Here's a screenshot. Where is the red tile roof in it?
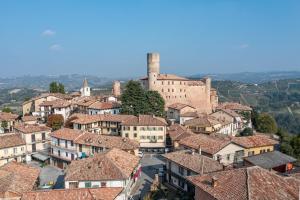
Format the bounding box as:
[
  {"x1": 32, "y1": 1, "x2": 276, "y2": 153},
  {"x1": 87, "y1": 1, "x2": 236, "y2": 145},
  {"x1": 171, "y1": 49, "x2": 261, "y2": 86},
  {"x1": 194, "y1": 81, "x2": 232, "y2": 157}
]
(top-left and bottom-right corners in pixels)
[
  {"x1": 21, "y1": 187, "x2": 123, "y2": 200},
  {"x1": 65, "y1": 148, "x2": 140, "y2": 181},
  {"x1": 231, "y1": 135, "x2": 278, "y2": 148},
  {"x1": 71, "y1": 114, "x2": 136, "y2": 124},
  {"x1": 50, "y1": 128, "x2": 84, "y2": 141},
  {"x1": 217, "y1": 102, "x2": 252, "y2": 112},
  {"x1": 184, "y1": 115, "x2": 221, "y2": 127},
  {"x1": 167, "y1": 124, "x2": 195, "y2": 141},
  {"x1": 14, "y1": 124, "x2": 51, "y2": 134},
  {"x1": 0, "y1": 112, "x2": 19, "y2": 121},
  {"x1": 122, "y1": 115, "x2": 167, "y2": 126},
  {"x1": 22, "y1": 115, "x2": 38, "y2": 122},
  {"x1": 0, "y1": 133, "x2": 25, "y2": 149},
  {"x1": 188, "y1": 166, "x2": 300, "y2": 200},
  {"x1": 88, "y1": 101, "x2": 120, "y2": 110},
  {"x1": 168, "y1": 103, "x2": 195, "y2": 110}
]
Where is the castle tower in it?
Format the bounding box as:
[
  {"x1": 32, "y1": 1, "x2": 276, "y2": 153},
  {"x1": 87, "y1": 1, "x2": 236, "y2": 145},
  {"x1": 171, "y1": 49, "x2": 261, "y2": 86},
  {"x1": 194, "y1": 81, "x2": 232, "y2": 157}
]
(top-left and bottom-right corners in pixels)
[
  {"x1": 80, "y1": 78, "x2": 91, "y2": 97},
  {"x1": 204, "y1": 77, "x2": 211, "y2": 112},
  {"x1": 112, "y1": 81, "x2": 121, "y2": 97},
  {"x1": 147, "y1": 53, "x2": 160, "y2": 90}
]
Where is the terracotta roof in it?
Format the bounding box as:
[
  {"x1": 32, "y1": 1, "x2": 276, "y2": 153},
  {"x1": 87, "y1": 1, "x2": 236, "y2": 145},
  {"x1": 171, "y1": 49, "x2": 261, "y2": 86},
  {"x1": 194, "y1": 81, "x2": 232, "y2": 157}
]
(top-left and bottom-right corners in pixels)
[
  {"x1": 244, "y1": 151, "x2": 297, "y2": 169},
  {"x1": 22, "y1": 115, "x2": 38, "y2": 122},
  {"x1": 217, "y1": 109, "x2": 241, "y2": 118},
  {"x1": 231, "y1": 135, "x2": 278, "y2": 149},
  {"x1": 180, "y1": 111, "x2": 199, "y2": 117},
  {"x1": 21, "y1": 187, "x2": 123, "y2": 200},
  {"x1": 188, "y1": 166, "x2": 300, "y2": 200},
  {"x1": 40, "y1": 99, "x2": 71, "y2": 108},
  {"x1": 122, "y1": 115, "x2": 167, "y2": 126},
  {"x1": 75, "y1": 132, "x2": 139, "y2": 150},
  {"x1": 163, "y1": 150, "x2": 223, "y2": 174},
  {"x1": 167, "y1": 124, "x2": 195, "y2": 141},
  {"x1": 178, "y1": 134, "x2": 232, "y2": 155},
  {"x1": 0, "y1": 133, "x2": 25, "y2": 149},
  {"x1": 50, "y1": 128, "x2": 84, "y2": 141},
  {"x1": 168, "y1": 103, "x2": 195, "y2": 110},
  {"x1": 71, "y1": 114, "x2": 136, "y2": 124},
  {"x1": 184, "y1": 115, "x2": 221, "y2": 127},
  {"x1": 0, "y1": 162, "x2": 40, "y2": 198},
  {"x1": 25, "y1": 93, "x2": 72, "y2": 103},
  {"x1": 15, "y1": 124, "x2": 51, "y2": 134},
  {"x1": 88, "y1": 101, "x2": 121, "y2": 110},
  {"x1": 73, "y1": 97, "x2": 98, "y2": 107},
  {"x1": 0, "y1": 112, "x2": 18, "y2": 121},
  {"x1": 217, "y1": 102, "x2": 252, "y2": 112},
  {"x1": 65, "y1": 148, "x2": 140, "y2": 181}
]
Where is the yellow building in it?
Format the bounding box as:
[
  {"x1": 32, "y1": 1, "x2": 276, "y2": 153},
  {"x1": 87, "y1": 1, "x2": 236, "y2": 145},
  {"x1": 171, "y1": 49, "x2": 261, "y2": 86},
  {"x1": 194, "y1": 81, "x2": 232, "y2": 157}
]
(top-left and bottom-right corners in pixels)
[
  {"x1": 183, "y1": 115, "x2": 222, "y2": 134},
  {"x1": 0, "y1": 133, "x2": 26, "y2": 166},
  {"x1": 232, "y1": 134, "x2": 278, "y2": 157}
]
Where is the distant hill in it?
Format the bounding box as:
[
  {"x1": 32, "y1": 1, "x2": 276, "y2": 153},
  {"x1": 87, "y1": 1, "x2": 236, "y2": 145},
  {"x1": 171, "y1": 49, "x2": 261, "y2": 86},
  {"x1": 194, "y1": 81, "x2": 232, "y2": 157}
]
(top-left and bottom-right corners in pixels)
[{"x1": 191, "y1": 71, "x2": 300, "y2": 83}]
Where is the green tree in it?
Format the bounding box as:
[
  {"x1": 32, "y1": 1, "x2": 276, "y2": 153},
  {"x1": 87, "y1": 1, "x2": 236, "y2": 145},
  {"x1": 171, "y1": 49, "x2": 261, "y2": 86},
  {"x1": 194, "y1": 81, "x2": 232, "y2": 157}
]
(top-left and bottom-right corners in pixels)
[
  {"x1": 239, "y1": 127, "x2": 253, "y2": 136},
  {"x1": 2, "y1": 107, "x2": 12, "y2": 113},
  {"x1": 145, "y1": 91, "x2": 165, "y2": 117},
  {"x1": 255, "y1": 113, "x2": 278, "y2": 133},
  {"x1": 58, "y1": 83, "x2": 65, "y2": 94},
  {"x1": 47, "y1": 114, "x2": 64, "y2": 130},
  {"x1": 49, "y1": 82, "x2": 65, "y2": 94},
  {"x1": 1, "y1": 121, "x2": 8, "y2": 129}
]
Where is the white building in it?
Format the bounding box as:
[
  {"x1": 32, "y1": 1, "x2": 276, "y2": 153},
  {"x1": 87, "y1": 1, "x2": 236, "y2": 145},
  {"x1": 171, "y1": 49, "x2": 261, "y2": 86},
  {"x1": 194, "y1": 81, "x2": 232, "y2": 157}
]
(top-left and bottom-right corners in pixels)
[
  {"x1": 88, "y1": 101, "x2": 121, "y2": 115},
  {"x1": 80, "y1": 78, "x2": 91, "y2": 97},
  {"x1": 39, "y1": 100, "x2": 72, "y2": 121}
]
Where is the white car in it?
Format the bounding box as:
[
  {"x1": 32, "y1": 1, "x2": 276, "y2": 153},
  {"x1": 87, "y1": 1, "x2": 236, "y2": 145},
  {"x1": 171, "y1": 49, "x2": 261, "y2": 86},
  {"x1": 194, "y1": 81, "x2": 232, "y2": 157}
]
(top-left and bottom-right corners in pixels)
[{"x1": 138, "y1": 151, "x2": 144, "y2": 158}]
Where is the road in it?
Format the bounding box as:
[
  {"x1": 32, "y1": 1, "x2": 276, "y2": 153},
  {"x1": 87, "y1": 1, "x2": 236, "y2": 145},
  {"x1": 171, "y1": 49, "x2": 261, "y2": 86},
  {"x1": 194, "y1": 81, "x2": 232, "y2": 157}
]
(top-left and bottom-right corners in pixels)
[{"x1": 130, "y1": 154, "x2": 165, "y2": 200}]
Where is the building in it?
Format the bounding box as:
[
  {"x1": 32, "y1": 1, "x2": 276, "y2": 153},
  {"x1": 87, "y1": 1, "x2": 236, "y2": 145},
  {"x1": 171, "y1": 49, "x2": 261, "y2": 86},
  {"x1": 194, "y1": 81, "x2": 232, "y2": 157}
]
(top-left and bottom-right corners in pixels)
[
  {"x1": 40, "y1": 100, "x2": 72, "y2": 121},
  {"x1": 166, "y1": 124, "x2": 195, "y2": 149},
  {"x1": 166, "y1": 103, "x2": 196, "y2": 124},
  {"x1": 178, "y1": 134, "x2": 245, "y2": 166},
  {"x1": 14, "y1": 124, "x2": 51, "y2": 162},
  {"x1": 112, "y1": 80, "x2": 121, "y2": 97},
  {"x1": 80, "y1": 78, "x2": 91, "y2": 97},
  {"x1": 22, "y1": 115, "x2": 39, "y2": 125},
  {"x1": 71, "y1": 114, "x2": 136, "y2": 135},
  {"x1": 0, "y1": 112, "x2": 19, "y2": 133},
  {"x1": 0, "y1": 133, "x2": 26, "y2": 166},
  {"x1": 21, "y1": 188, "x2": 123, "y2": 200},
  {"x1": 0, "y1": 162, "x2": 40, "y2": 199},
  {"x1": 88, "y1": 101, "x2": 121, "y2": 115},
  {"x1": 72, "y1": 97, "x2": 98, "y2": 114},
  {"x1": 163, "y1": 150, "x2": 223, "y2": 194},
  {"x1": 64, "y1": 148, "x2": 141, "y2": 200},
  {"x1": 184, "y1": 115, "x2": 222, "y2": 134},
  {"x1": 121, "y1": 115, "x2": 168, "y2": 152},
  {"x1": 140, "y1": 53, "x2": 218, "y2": 113},
  {"x1": 244, "y1": 151, "x2": 297, "y2": 173},
  {"x1": 188, "y1": 166, "x2": 300, "y2": 200},
  {"x1": 231, "y1": 134, "x2": 278, "y2": 157}
]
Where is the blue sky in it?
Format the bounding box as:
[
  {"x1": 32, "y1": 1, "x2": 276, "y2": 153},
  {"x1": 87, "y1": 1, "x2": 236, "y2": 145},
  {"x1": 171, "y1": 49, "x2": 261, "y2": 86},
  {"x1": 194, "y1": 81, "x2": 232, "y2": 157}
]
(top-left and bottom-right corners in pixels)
[{"x1": 0, "y1": 0, "x2": 299, "y2": 78}]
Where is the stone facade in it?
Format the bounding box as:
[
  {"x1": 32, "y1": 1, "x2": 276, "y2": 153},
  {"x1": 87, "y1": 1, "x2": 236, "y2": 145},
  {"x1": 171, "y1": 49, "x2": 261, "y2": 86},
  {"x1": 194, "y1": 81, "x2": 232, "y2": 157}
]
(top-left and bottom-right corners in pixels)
[
  {"x1": 140, "y1": 53, "x2": 218, "y2": 113},
  {"x1": 112, "y1": 81, "x2": 121, "y2": 97}
]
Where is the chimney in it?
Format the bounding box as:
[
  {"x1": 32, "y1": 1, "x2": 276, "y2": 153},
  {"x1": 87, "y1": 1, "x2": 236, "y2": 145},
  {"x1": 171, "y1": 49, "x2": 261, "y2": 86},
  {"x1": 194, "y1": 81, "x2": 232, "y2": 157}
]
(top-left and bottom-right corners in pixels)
[
  {"x1": 198, "y1": 145, "x2": 202, "y2": 155},
  {"x1": 212, "y1": 176, "x2": 218, "y2": 187}
]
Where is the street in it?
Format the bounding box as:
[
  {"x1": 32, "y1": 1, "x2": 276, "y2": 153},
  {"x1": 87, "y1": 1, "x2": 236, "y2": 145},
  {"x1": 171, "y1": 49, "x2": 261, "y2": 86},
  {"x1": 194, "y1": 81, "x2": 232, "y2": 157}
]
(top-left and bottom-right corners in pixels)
[{"x1": 130, "y1": 154, "x2": 165, "y2": 200}]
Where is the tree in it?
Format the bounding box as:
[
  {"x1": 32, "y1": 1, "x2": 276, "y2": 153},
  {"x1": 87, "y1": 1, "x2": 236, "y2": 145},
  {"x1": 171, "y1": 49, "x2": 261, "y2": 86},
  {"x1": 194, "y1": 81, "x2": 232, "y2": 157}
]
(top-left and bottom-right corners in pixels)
[
  {"x1": 47, "y1": 114, "x2": 64, "y2": 130},
  {"x1": 49, "y1": 82, "x2": 65, "y2": 94},
  {"x1": 120, "y1": 80, "x2": 165, "y2": 116},
  {"x1": 145, "y1": 91, "x2": 165, "y2": 117},
  {"x1": 239, "y1": 127, "x2": 253, "y2": 136},
  {"x1": 255, "y1": 113, "x2": 278, "y2": 133},
  {"x1": 64, "y1": 115, "x2": 78, "y2": 128},
  {"x1": 1, "y1": 121, "x2": 8, "y2": 129},
  {"x1": 2, "y1": 107, "x2": 12, "y2": 113}
]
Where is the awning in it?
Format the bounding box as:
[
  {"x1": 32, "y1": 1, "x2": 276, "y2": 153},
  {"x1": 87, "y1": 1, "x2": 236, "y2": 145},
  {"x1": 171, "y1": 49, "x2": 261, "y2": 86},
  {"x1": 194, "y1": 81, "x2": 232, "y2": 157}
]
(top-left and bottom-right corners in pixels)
[{"x1": 32, "y1": 153, "x2": 50, "y2": 162}]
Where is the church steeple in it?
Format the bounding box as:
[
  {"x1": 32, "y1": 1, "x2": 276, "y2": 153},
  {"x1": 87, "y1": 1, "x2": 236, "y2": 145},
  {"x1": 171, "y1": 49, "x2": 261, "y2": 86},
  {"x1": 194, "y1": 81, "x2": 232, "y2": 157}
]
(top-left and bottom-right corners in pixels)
[{"x1": 80, "y1": 78, "x2": 91, "y2": 97}]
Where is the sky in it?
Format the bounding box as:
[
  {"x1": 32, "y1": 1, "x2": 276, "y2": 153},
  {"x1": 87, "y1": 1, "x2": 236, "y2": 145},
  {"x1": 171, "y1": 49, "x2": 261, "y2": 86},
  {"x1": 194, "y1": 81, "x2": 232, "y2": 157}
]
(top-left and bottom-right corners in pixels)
[{"x1": 0, "y1": 0, "x2": 299, "y2": 78}]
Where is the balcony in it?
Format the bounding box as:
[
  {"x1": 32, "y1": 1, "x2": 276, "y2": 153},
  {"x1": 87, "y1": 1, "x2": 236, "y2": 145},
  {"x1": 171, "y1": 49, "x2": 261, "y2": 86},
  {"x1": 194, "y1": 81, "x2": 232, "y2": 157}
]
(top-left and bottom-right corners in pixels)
[
  {"x1": 51, "y1": 143, "x2": 77, "y2": 151},
  {"x1": 0, "y1": 153, "x2": 26, "y2": 160}
]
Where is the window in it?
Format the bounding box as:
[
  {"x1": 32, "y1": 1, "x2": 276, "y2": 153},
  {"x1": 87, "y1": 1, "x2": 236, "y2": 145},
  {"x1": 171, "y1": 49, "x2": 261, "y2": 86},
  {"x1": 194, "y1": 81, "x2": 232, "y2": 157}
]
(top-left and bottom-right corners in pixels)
[
  {"x1": 79, "y1": 144, "x2": 82, "y2": 152},
  {"x1": 13, "y1": 148, "x2": 17, "y2": 154},
  {"x1": 125, "y1": 133, "x2": 129, "y2": 138},
  {"x1": 65, "y1": 140, "x2": 68, "y2": 148},
  {"x1": 4, "y1": 149, "x2": 8, "y2": 154},
  {"x1": 134, "y1": 126, "x2": 137, "y2": 131},
  {"x1": 31, "y1": 134, "x2": 35, "y2": 142},
  {"x1": 85, "y1": 182, "x2": 92, "y2": 188},
  {"x1": 134, "y1": 133, "x2": 137, "y2": 138},
  {"x1": 21, "y1": 147, "x2": 24, "y2": 152},
  {"x1": 71, "y1": 141, "x2": 74, "y2": 146},
  {"x1": 57, "y1": 139, "x2": 60, "y2": 146},
  {"x1": 71, "y1": 153, "x2": 74, "y2": 160},
  {"x1": 101, "y1": 182, "x2": 107, "y2": 187},
  {"x1": 178, "y1": 166, "x2": 184, "y2": 175},
  {"x1": 267, "y1": 149, "x2": 270, "y2": 152},
  {"x1": 32, "y1": 144, "x2": 36, "y2": 152},
  {"x1": 158, "y1": 136, "x2": 163, "y2": 140},
  {"x1": 226, "y1": 154, "x2": 230, "y2": 160},
  {"x1": 42, "y1": 132, "x2": 46, "y2": 140},
  {"x1": 140, "y1": 136, "x2": 145, "y2": 139},
  {"x1": 58, "y1": 150, "x2": 61, "y2": 156}
]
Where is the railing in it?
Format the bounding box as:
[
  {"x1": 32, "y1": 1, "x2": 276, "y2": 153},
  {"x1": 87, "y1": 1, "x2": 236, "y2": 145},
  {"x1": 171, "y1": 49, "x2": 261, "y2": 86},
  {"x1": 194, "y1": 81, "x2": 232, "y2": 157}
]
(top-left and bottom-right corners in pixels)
[{"x1": 51, "y1": 143, "x2": 77, "y2": 151}]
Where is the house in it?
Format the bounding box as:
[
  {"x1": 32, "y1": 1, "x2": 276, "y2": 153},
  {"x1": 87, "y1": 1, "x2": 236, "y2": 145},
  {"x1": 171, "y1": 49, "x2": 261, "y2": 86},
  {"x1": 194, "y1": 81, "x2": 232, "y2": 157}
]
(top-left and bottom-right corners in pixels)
[
  {"x1": 88, "y1": 101, "x2": 121, "y2": 115},
  {"x1": 39, "y1": 99, "x2": 72, "y2": 121},
  {"x1": 184, "y1": 115, "x2": 222, "y2": 135},
  {"x1": 50, "y1": 128, "x2": 83, "y2": 169},
  {"x1": 14, "y1": 124, "x2": 51, "y2": 162},
  {"x1": 22, "y1": 115, "x2": 39, "y2": 125},
  {"x1": 64, "y1": 148, "x2": 141, "y2": 200},
  {"x1": 178, "y1": 134, "x2": 245, "y2": 166},
  {"x1": 210, "y1": 109, "x2": 243, "y2": 136},
  {"x1": 166, "y1": 103, "x2": 196, "y2": 123},
  {"x1": 244, "y1": 151, "x2": 297, "y2": 173},
  {"x1": 0, "y1": 112, "x2": 19, "y2": 133},
  {"x1": 0, "y1": 162, "x2": 40, "y2": 199},
  {"x1": 74, "y1": 131, "x2": 139, "y2": 156},
  {"x1": 21, "y1": 188, "x2": 123, "y2": 200},
  {"x1": 0, "y1": 133, "x2": 26, "y2": 166},
  {"x1": 179, "y1": 111, "x2": 199, "y2": 125},
  {"x1": 163, "y1": 150, "x2": 223, "y2": 194},
  {"x1": 72, "y1": 97, "x2": 98, "y2": 114},
  {"x1": 166, "y1": 124, "x2": 195, "y2": 149},
  {"x1": 71, "y1": 114, "x2": 136, "y2": 135},
  {"x1": 187, "y1": 166, "x2": 300, "y2": 200},
  {"x1": 121, "y1": 115, "x2": 168, "y2": 152},
  {"x1": 231, "y1": 134, "x2": 278, "y2": 157}
]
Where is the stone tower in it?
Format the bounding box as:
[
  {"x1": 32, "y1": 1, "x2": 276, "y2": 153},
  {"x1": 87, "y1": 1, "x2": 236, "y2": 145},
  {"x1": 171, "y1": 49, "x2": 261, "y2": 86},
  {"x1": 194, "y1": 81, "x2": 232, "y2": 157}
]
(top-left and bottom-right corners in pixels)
[
  {"x1": 80, "y1": 78, "x2": 91, "y2": 97},
  {"x1": 204, "y1": 77, "x2": 211, "y2": 109},
  {"x1": 147, "y1": 53, "x2": 160, "y2": 91},
  {"x1": 112, "y1": 81, "x2": 121, "y2": 97}
]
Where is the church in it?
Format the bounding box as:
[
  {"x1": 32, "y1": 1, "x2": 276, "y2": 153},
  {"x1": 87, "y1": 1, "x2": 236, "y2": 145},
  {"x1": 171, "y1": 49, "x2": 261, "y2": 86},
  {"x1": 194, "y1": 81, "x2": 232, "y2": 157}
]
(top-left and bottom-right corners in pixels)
[{"x1": 140, "y1": 53, "x2": 218, "y2": 113}]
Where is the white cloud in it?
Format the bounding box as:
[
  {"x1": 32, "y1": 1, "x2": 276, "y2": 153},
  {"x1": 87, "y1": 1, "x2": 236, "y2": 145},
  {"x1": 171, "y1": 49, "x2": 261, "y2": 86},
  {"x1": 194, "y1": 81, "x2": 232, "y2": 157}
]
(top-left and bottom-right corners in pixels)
[
  {"x1": 49, "y1": 44, "x2": 62, "y2": 51},
  {"x1": 240, "y1": 44, "x2": 249, "y2": 49},
  {"x1": 42, "y1": 29, "x2": 56, "y2": 36}
]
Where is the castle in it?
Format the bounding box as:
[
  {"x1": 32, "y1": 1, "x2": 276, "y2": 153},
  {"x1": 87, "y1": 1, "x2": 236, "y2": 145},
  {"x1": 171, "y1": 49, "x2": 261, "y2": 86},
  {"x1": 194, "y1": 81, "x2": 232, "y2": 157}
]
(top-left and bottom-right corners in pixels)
[{"x1": 140, "y1": 53, "x2": 218, "y2": 113}]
